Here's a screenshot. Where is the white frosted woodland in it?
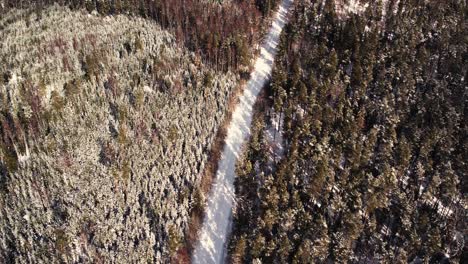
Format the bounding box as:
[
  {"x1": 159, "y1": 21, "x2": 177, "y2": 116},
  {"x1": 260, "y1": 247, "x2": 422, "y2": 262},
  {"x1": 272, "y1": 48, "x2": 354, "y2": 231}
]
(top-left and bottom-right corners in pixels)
[{"x1": 0, "y1": 5, "x2": 237, "y2": 263}]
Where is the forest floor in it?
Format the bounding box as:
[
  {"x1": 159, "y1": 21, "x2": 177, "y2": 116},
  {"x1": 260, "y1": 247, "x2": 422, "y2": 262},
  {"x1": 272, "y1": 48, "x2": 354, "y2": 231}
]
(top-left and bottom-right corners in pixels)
[
  {"x1": 265, "y1": 112, "x2": 285, "y2": 170},
  {"x1": 191, "y1": 0, "x2": 293, "y2": 263}
]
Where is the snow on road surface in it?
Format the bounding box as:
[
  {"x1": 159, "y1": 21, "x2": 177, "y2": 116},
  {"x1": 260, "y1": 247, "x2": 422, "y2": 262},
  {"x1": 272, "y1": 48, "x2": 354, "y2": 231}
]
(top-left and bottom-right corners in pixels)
[{"x1": 191, "y1": 0, "x2": 293, "y2": 263}]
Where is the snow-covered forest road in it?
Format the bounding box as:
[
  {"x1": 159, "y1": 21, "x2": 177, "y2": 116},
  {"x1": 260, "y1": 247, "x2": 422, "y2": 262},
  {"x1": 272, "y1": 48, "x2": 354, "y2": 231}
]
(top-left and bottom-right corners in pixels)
[{"x1": 191, "y1": 0, "x2": 293, "y2": 263}]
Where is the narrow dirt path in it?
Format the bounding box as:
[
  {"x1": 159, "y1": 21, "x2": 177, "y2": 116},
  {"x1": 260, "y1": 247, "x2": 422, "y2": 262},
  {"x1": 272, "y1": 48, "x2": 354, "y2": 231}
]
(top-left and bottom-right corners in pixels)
[{"x1": 191, "y1": 0, "x2": 293, "y2": 263}]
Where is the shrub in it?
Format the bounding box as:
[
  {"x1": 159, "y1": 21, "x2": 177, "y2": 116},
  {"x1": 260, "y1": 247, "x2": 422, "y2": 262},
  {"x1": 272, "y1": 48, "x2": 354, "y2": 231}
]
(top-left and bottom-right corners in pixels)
[
  {"x1": 50, "y1": 91, "x2": 65, "y2": 112},
  {"x1": 83, "y1": 53, "x2": 100, "y2": 81},
  {"x1": 2, "y1": 71, "x2": 11, "y2": 84},
  {"x1": 121, "y1": 161, "x2": 130, "y2": 181},
  {"x1": 118, "y1": 123, "x2": 127, "y2": 145},
  {"x1": 64, "y1": 79, "x2": 80, "y2": 97},
  {"x1": 1, "y1": 145, "x2": 18, "y2": 172},
  {"x1": 167, "y1": 125, "x2": 178, "y2": 144},
  {"x1": 135, "y1": 36, "x2": 143, "y2": 52},
  {"x1": 168, "y1": 226, "x2": 182, "y2": 255},
  {"x1": 54, "y1": 229, "x2": 69, "y2": 255}
]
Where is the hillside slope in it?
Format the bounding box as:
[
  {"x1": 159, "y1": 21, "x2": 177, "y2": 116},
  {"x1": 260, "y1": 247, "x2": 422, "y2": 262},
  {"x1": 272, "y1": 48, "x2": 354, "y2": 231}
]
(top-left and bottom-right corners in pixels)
[{"x1": 0, "y1": 6, "x2": 237, "y2": 262}]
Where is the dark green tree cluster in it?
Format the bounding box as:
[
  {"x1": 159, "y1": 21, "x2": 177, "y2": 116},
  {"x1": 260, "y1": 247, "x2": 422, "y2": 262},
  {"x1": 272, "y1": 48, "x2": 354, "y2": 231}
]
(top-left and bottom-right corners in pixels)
[{"x1": 229, "y1": 0, "x2": 466, "y2": 262}]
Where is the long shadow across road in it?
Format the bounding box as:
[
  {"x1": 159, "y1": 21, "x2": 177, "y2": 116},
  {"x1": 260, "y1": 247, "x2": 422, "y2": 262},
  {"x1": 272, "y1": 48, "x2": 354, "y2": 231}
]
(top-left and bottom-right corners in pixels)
[{"x1": 191, "y1": 0, "x2": 294, "y2": 263}]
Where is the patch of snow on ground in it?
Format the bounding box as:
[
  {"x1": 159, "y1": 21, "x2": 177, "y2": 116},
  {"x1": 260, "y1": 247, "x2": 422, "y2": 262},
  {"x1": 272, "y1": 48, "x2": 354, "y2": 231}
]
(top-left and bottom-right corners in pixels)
[
  {"x1": 265, "y1": 112, "x2": 285, "y2": 167},
  {"x1": 191, "y1": 0, "x2": 294, "y2": 263},
  {"x1": 424, "y1": 196, "x2": 454, "y2": 217},
  {"x1": 335, "y1": 0, "x2": 369, "y2": 18},
  {"x1": 143, "y1": 85, "x2": 154, "y2": 93},
  {"x1": 9, "y1": 72, "x2": 21, "y2": 86}
]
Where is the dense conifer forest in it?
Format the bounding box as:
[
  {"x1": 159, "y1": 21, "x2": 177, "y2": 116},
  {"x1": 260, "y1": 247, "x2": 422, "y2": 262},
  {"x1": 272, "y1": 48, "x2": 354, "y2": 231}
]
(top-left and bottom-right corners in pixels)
[
  {"x1": 0, "y1": 0, "x2": 279, "y2": 72},
  {"x1": 0, "y1": 0, "x2": 282, "y2": 261},
  {"x1": 0, "y1": 0, "x2": 466, "y2": 263},
  {"x1": 229, "y1": 0, "x2": 466, "y2": 263}
]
